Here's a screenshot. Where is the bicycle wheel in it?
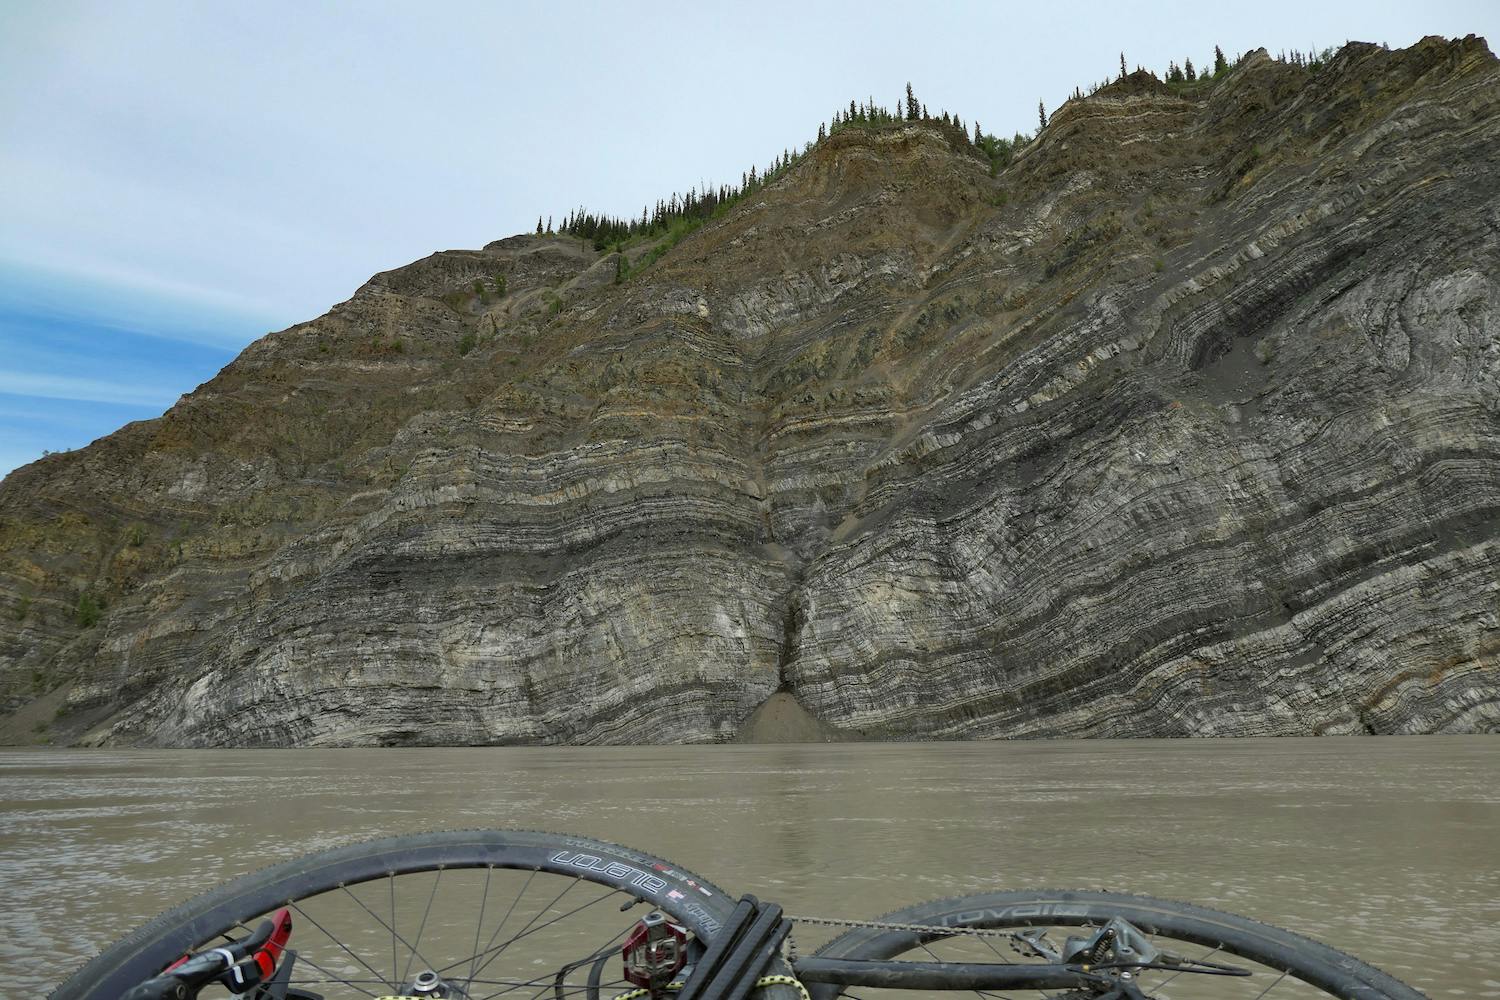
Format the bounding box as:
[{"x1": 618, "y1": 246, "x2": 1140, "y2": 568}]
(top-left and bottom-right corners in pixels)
[
  {"x1": 52, "y1": 829, "x2": 752, "y2": 1000},
  {"x1": 804, "y1": 890, "x2": 1425, "y2": 1000}
]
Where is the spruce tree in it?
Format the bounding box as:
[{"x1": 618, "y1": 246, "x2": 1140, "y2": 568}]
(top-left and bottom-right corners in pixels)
[
  {"x1": 1120, "y1": 51, "x2": 1128, "y2": 80},
  {"x1": 536, "y1": 216, "x2": 543, "y2": 235},
  {"x1": 1185, "y1": 57, "x2": 1196, "y2": 81},
  {"x1": 1213, "y1": 45, "x2": 1228, "y2": 76},
  {"x1": 905, "y1": 82, "x2": 919, "y2": 121},
  {"x1": 1038, "y1": 100, "x2": 1046, "y2": 130},
  {"x1": 974, "y1": 120, "x2": 982, "y2": 144},
  {"x1": 817, "y1": 121, "x2": 826, "y2": 142}
]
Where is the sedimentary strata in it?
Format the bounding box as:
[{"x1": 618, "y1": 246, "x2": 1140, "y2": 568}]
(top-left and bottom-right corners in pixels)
[{"x1": 2, "y1": 37, "x2": 1497, "y2": 745}]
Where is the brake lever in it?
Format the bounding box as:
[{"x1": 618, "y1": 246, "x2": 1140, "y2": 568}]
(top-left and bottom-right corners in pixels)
[{"x1": 121, "y1": 910, "x2": 293, "y2": 1000}]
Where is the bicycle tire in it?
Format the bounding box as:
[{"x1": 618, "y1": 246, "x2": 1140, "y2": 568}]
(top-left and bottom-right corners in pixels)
[
  {"x1": 51, "y1": 829, "x2": 748, "y2": 1000},
  {"x1": 806, "y1": 890, "x2": 1425, "y2": 1000}
]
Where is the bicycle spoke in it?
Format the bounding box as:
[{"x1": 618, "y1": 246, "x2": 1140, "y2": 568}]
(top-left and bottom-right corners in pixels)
[
  {"x1": 444, "y1": 960, "x2": 626, "y2": 1000},
  {"x1": 1251, "y1": 969, "x2": 1291, "y2": 1000},
  {"x1": 495, "y1": 971, "x2": 630, "y2": 1000},
  {"x1": 514, "y1": 970, "x2": 632, "y2": 1000},
  {"x1": 459, "y1": 874, "x2": 583, "y2": 982},
  {"x1": 390, "y1": 872, "x2": 399, "y2": 988},
  {"x1": 229, "y1": 918, "x2": 385, "y2": 999},
  {"x1": 472, "y1": 976, "x2": 630, "y2": 1000},
  {"x1": 288, "y1": 899, "x2": 393, "y2": 990},
  {"x1": 472, "y1": 863, "x2": 494, "y2": 989},
  {"x1": 975, "y1": 932, "x2": 1015, "y2": 965},
  {"x1": 460, "y1": 867, "x2": 542, "y2": 987},
  {"x1": 917, "y1": 940, "x2": 1017, "y2": 1000},
  {"x1": 458, "y1": 881, "x2": 627, "y2": 983},
  {"x1": 338, "y1": 882, "x2": 442, "y2": 981},
  {"x1": 400, "y1": 866, "x2": 444, "y2": 986},
  {"x1": 466, "y1": 914, "x2": 637, "y2": 1000},
  {"x1": 456, "y1": 869, "x2": 573, "y2": 983}
]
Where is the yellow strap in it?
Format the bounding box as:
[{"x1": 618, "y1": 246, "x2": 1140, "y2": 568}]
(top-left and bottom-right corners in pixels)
[{"x1": 753, "y1": 973, "x2": 813, "y2": 1000}]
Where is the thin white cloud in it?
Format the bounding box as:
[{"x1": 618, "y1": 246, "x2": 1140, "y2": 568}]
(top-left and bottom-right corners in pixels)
[
  {"x1": 0, "y1": 256, "x2": 271, "y2": 351},
  {"x1": 0, "y1": 148, "x2": 303, "y2": 328},
  {"x1": 0, "y1": 371, "x2": 182, "y2": 408},
  {"x1": 4, "y1": 249, "x2": 282, "y2": 331}
]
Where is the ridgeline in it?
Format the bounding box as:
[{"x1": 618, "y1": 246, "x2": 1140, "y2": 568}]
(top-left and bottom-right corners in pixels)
[{"x1": 3, "y1": 36, "x2": 1497, "y2": 746}]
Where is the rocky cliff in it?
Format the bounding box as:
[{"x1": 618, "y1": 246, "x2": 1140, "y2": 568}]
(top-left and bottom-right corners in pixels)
[{"x1": 3, "y1": 37, "x2": 1498, "y2": 746}]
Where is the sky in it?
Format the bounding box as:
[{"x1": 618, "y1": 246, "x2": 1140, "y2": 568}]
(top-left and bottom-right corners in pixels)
[{"x1": 1, "y1": 1, "x2": 1496, "y2": 479}]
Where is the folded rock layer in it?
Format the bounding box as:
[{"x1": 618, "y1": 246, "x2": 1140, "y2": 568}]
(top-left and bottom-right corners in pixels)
[{"x1": 2, "y1": 38, "x2": 1498, "y2": 745}]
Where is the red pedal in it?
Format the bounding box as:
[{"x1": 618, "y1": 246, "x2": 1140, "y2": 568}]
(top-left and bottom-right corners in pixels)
[{"x1": 623, "y1": 911, "x2": 688, "y2": 995}]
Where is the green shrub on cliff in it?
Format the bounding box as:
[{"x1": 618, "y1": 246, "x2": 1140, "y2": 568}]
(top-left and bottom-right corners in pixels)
[
  {"x1": 975, "y1": 132, "x2": 1024, "y2": 175},
  {"x1": 75, "y1": 592, "x2": 101, "y2": 628}
]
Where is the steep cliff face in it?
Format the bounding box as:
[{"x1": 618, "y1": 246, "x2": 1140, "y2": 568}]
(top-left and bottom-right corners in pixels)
[{"x1": 3, "y1": 37, "x2": 1498, "y2": 746}]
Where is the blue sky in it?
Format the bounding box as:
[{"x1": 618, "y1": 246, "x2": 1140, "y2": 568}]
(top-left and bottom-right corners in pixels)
[{"x1": 2, "y1": 0, "x2": 1496, "y2": 479}]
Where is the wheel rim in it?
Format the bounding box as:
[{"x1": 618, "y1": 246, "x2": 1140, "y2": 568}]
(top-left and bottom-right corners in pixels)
[
  {"x1": 806, "y1": 892, "x2": 1423, "y2": 1000},
  {"x1": 57, "y1": 831, "x2": 739, "y2": 1000}
]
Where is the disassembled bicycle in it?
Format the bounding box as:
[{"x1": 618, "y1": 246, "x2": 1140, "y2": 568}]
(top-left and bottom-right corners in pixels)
[{"x1": 50, "y1": 829, "x2": 1426, "y2": 1000}]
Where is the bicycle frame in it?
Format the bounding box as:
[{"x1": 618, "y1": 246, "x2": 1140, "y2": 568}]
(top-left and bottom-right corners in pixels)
[{"x1": 793, "y1": 955, "x2": 1112, "y2": 990}]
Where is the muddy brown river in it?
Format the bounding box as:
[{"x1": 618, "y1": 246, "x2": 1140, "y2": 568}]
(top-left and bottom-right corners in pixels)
[{"x1": 2, "y1": 737, "x2": 1497, "y2": 997}]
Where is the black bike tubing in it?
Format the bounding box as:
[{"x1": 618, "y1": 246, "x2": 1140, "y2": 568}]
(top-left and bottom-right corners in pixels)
[
  {"x1": 676, "y1": 895, "x2": 760, "y2": 1000},
  {"x1": 710, "y1": 901, "x2": 786, "y2": 1000},
  {"x1": 794, "y1": 957, "x2": 1105, "y2": 990},
  {"x1": 723, "y1": 914, "x2": 791, "y2": 1000}
]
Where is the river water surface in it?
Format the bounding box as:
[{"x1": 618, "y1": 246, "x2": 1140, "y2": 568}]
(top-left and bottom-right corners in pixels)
[{"x1": 2, "y1": 737, "x2": 1497, "y2": 996}]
